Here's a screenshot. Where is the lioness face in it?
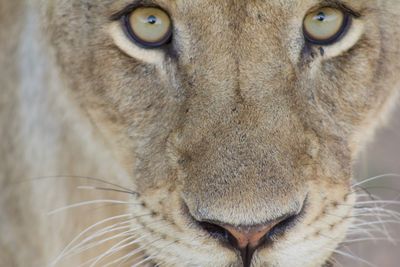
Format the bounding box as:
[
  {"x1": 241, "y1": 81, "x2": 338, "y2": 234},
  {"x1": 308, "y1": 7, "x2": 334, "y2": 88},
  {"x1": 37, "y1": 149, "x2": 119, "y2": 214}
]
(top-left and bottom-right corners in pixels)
[{"x1": 45, "y1": 0, "x2": 400, "y2": 266}]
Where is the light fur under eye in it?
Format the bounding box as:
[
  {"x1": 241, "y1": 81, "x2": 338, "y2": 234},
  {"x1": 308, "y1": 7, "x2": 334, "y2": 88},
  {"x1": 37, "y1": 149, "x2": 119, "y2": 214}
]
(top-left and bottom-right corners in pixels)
[{"x1": 109, "y1": 22, "x2": 166, "y2": 65}]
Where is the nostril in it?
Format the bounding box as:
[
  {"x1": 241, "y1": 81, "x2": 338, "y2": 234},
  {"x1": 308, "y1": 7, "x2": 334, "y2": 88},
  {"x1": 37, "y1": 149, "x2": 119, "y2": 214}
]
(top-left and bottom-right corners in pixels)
[
  {"x1": 199, "y1": 221, "x2": 233, "y2": 243},
  {"x1": 266, "y1": 213, "x2": 302, "y2": 240}
]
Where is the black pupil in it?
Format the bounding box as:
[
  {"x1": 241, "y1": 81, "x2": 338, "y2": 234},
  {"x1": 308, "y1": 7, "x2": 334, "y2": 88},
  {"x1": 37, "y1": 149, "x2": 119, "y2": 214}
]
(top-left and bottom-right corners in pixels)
[
  {"x1": 147, "y1": 15, "x2": 157, "y2": 24},
  {"x1": 316, "y1": 12, "x2": 326, "y2": 22}
]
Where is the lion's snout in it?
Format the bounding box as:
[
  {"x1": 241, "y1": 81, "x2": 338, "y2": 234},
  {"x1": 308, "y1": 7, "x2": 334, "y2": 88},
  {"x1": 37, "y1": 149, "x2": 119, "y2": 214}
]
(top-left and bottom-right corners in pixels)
[{"x1": 186, "y1": 205, "x2": 304, "y2": 267}]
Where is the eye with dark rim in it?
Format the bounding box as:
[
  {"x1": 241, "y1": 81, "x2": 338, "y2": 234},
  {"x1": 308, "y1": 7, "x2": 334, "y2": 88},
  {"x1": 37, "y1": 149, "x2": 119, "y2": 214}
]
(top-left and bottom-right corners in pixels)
[
  {"x1": 121, "y1": 7, "x2": 172, "y2": 48},
  {"x1": 303, "y1": 7, "x2": 352, "y2": 46}
]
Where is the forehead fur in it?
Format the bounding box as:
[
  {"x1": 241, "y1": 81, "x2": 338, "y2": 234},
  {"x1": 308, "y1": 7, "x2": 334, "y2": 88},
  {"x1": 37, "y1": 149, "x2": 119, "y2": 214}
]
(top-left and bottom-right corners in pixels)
[{"x1": 45, "y1": 0, "x2": 375, "y2": 17}]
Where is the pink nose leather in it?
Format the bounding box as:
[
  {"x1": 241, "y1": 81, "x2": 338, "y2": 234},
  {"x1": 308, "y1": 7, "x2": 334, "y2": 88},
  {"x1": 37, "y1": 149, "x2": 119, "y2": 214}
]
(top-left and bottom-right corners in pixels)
[{"x1": 222, "y1": 223, "x2": 278, "y2": 248}]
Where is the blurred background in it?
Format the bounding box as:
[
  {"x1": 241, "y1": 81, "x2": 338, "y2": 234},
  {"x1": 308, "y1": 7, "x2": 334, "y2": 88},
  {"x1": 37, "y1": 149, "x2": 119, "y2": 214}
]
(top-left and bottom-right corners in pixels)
[{"x1": 337, "y1": 106, "x2": 400, "y2": 266}]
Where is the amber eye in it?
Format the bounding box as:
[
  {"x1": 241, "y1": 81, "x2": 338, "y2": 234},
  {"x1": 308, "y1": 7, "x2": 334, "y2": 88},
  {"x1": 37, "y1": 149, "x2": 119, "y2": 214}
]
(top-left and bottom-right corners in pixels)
[
  {"x1": 123, "y1": 7, "x2": 172, "y2": 48},
  {"x1": 303, "y1": 7, "x2": 351, "y2": 45}
]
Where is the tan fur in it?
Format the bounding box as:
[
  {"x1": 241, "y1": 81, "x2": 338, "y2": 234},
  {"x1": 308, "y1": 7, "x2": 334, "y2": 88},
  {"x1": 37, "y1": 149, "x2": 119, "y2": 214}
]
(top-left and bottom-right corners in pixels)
[{"x1": 1, "y1": 0, "x2": 400, "y2": 266}]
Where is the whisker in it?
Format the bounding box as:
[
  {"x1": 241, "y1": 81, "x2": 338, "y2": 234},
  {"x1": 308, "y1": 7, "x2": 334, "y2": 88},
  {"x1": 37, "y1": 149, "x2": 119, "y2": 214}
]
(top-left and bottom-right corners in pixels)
[
  {"x1": 77, "y1": 186, "x2": 137, "y2": 195},
  {"x1": 24, "y1": 175, "x2": 138, "y2": 195},
  {"x1": 346, "y1": 228, "x2": 383, "y2": 240},
  {"x1": 355, "y1": 200, "x2": 400, "y2": 205},
  {"x1": 82, "y1": 235, "x2": 139, "y2": 267},
  {"x1": 103, "y1": 238, "x2": 163, "y2": 267},
  {"x1": 86, "y1": 222, "x2": 172, "y2": 267},
  {"x1": 352, "y1": 173, "x2": 400, "y2": 188},
  {"x1": 328, "y1": 248, "x2": 377, "y2": 267},
  {"x1": 351, "y1": 220, "x2": 400, "y2": 227},
  {"x1": 64, "y1": 225, "x2": 133, "y2": 259},
  {"x1": 342, "y1": 237, "x2": 400, "y2": 244},
  {"x1": 48, "y1": 199, "x2": 140, "y2": 215},
  {"x1": 353, "y1": 206, "x2": 400, "y2": 214},
  {"x1": 50, "y1": 214, "x2": 132, "y2": 266},
  {"x1": 68, "y1": 217, "x2": 163, "y2": 259},
  {"x1": 130, "y1": 240, "x2": 179, "y2": 267},
  {"x1": 353, "y1": 185, "x2": 400, "y2": 196}
]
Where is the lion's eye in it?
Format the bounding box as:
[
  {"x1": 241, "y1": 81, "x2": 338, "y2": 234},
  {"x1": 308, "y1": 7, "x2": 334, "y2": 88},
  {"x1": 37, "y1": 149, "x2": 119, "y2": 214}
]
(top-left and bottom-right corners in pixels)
[
  {"x1": 122, "y1": 7, "x2": 172, "y2": 48},
  {"x1": 303, "y1": 7, "x2": 351, "y2": 45}
]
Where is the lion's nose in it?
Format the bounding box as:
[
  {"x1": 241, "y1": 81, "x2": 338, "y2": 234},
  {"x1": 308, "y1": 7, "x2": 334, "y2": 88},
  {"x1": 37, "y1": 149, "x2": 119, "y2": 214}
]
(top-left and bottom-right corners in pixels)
[{"x1": 198, "y1": 215, "x2": 298, "y2": 267}]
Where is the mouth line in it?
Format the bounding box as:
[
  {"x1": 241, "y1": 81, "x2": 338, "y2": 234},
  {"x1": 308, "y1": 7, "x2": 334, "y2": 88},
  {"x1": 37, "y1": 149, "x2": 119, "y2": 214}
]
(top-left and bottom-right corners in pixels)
[{"x1": 241, "y1": 245, "x2": 256, "y2": 267}]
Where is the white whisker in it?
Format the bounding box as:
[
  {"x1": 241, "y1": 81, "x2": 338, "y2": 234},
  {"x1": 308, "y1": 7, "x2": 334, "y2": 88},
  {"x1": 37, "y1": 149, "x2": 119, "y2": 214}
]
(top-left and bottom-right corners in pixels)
[
  {"x1": 329, "y1": 248, "x2": 377, "y2": 267},
  {"x1": 342, "y1": 237, "x2": 399, "y2": 244},
  {"x1": 352, "y1": 174, "x2": 400, "y2": 188},
  {"x1": 50, "y1": 214, "x2": 132, "y2": 266},
  {"x1": 81, "y1": 235, "x2": 139, "y2": 267},
  {"x1": 48, "y1": 200, "x2": 139, "y2": 215},
  {"x1": 86, "y1": 221, "x2": 172, "y2": 267},
  {"x1": 355, "y1": 200, "x2": 400, "y2": 206},
  {"x1": 64, "y1": 225, "x2": 133, "y2": 259},
  {"x1": 68, "y1": 218, "x2": 165, "y2": 259},
  {"x1": 130, "y1": 240, "x2": 178, "y2": 267},
  {"x1": 103, "y1": 238, "x2": 162, "y2": 267}
]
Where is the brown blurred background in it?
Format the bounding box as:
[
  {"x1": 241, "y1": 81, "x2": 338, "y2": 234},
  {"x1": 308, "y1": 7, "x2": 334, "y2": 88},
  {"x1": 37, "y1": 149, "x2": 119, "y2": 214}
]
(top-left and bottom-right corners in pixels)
[{"x1": 337, "y1": 106, "x2": 400, "y2": 266}]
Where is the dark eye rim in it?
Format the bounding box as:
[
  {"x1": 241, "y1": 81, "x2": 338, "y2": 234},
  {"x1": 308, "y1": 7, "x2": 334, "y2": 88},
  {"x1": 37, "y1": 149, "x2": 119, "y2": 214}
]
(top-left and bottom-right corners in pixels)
[
  {"x1": 121, "y1": 9, "x2": 173, "y2": 49},
  {"x1": 303, "y1": 8, "x2": 352, "y2": 46}
]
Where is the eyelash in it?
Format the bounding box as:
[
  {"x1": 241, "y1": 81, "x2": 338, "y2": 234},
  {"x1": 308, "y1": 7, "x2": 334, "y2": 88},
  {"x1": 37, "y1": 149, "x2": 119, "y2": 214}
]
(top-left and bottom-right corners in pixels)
[
  {"x1": 318, "y1": 3, "x2": 362, "y2": 18},
  {"x1": 110, "y1": 2, "x2": 164, "y2": 21}
]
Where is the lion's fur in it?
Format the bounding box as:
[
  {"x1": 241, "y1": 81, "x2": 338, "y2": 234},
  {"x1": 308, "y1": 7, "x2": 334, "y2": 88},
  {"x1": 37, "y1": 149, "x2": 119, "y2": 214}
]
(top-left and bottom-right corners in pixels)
[{"x1": 1, "y1": 0, "x2": 400, "y2": 266}]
